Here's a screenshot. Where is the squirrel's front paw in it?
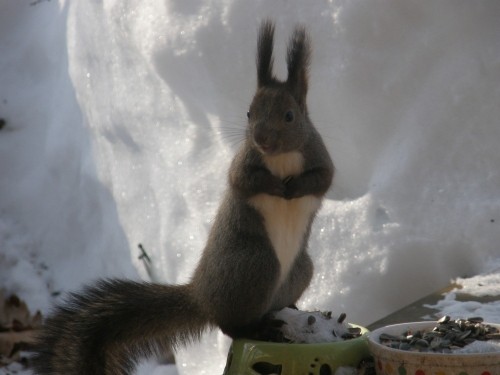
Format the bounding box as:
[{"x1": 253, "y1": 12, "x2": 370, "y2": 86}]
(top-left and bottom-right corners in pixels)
[
  {"x1": 265, "y1": 177, "x2": 286, "y2": 197},
  {"x1": 283, "y1": 176, "x2": 302, "y2": 200}
]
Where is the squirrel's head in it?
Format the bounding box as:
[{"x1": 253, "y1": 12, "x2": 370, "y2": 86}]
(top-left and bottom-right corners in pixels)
[{"x1": 247, "y1": 21, "x2": 312, "y2": 156}]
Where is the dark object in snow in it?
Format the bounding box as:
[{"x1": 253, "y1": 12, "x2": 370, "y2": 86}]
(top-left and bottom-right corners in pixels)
[
  {"x1": 338, "y1": 312, "x2": 347, "y2": 324},
  {"x1": 137, "y1": 243, "x2": 156, "y2": 281},
  {"x1": 31, "y1": 20, "x2": 334, "y2": 375},
  {"x1": 0, "y1": 119, "x2": 5, "y2": 131},
  {"x1": 308, "y1": 315, "x2": 316, "y2": 325}
]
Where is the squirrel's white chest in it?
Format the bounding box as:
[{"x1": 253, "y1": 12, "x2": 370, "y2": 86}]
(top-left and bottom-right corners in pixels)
[{"x1": 249, "y1": 152, "x2": 321, "y2": 284}]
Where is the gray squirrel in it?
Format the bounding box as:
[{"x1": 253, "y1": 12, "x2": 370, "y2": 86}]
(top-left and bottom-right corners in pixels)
[{"x1": 32, "y1": 20, "x2": 334, "y2": 375}]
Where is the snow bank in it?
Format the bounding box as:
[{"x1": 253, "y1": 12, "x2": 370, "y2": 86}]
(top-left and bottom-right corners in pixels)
[
  {"x1": 1, "y1": 0, "x2": 500, "y2": 374},
  {"x1": 453, "y1": 258, "x2": 500, "y2": 297},
  {"x1": 0, "y1": 1, "x2": 137, "y2": 314}
]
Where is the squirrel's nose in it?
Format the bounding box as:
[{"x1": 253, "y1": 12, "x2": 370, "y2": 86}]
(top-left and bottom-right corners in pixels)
[
  {"x1": 253, "y1": 123, "x2": 279, "y2": 153},
  {"x1": 254, "y1": 132, "x2": 268, "y2": 147},
  {"x1": 253, "y1": 132, "x2": 277, "y2": 154}
]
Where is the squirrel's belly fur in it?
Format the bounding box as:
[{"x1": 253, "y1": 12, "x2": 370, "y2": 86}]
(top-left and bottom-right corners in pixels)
[
  {"x1": 249, "y1": 194, "x2": 320, "y2": 283},
  {"x1": 250, "y1": 151, "x2": 321, "y2": 283}
]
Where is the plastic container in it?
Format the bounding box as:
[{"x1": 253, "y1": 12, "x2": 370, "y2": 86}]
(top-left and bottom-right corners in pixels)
[
  {"x1": 223, "y1": 324, "x2": 370, "y2": 375},
  {"x1": 368, "y1": 321, "x2": 500, "y2": 375}
]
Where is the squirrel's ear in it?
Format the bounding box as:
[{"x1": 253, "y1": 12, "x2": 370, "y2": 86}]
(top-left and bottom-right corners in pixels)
[
  {"x1": 286, "y1": 26, "x2": 311, "y2": 109},
  {"x1": 257, "y1": 20, "x2": 276, "y2": 87}
]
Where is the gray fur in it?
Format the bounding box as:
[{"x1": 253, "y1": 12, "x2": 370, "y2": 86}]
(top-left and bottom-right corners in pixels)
[{"x1": 31, "y1": 20, "x2": 333, "y2": 374}]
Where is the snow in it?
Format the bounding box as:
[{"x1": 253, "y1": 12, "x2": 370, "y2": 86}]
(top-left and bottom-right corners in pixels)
[
  {"x1": 453, "y1": 258, "x2": 500, "y2": 297},
  {"x1": 453, "y1": 340, "x2": 500, "y2": 355},
  {"x1": 272, "y1": 308, "x2": 350, "y2": 344},
  {"x1": 426, "y1": 263, "x2": 500, "y2": 324},
  {"x1": 428, "y1": 293, "x2": 500, "y2": 325},
  {"x1": 1, "y1": 0, "x2": 500, "y2": 374}
]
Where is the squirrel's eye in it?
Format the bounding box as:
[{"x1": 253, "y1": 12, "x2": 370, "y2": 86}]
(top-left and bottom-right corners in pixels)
[
  {"x1": 246, "y1": 111, "x2": 251, "y2": 119},
  {"x1": 285, "y1": 110, "x2": 294, "y2": 123}
]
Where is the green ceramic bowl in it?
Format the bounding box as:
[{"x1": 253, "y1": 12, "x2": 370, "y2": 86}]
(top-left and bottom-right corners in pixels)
[{"x1": 223, "y1": 324, "x2": 370, "y2": 375}]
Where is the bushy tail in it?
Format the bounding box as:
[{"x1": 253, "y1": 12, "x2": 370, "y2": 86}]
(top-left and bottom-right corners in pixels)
[{"x1": 31, "y1": 279, "x2": 208, "y2": 375}]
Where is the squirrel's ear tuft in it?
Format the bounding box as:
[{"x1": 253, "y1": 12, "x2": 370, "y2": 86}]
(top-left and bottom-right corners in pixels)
[
  {"x1": 286, "y1": 26, "x2": 311, "y2": 109},
  {"x1": 257, "y1": 20, "x2": 276, "y2": 87}
]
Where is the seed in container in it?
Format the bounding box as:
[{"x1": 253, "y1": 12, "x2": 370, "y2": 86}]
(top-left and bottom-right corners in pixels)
[{"x1": 378, "y1": 316, "x2": 500, "y2": 353}]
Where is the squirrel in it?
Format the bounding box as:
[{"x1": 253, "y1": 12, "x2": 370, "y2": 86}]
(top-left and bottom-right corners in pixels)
[{"x1": 31, "y1": 20, "x2": 334, "y2": 375}]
